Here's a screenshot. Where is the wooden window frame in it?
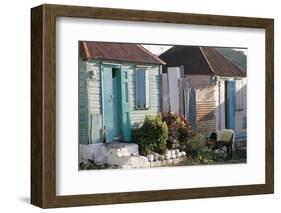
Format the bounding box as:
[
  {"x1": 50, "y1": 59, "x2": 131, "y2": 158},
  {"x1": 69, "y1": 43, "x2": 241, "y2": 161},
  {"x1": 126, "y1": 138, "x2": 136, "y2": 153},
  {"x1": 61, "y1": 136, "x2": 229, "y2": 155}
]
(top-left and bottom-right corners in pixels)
[{"x1": 135, "y1": 67, "x2": 150, "y2": 110}]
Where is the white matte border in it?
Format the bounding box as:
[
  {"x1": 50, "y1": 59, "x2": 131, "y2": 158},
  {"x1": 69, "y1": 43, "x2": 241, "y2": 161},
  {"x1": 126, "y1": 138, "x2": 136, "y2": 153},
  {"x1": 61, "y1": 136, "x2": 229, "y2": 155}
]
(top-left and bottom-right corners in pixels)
[{"x1": 56, "y1": 17, "x2": 265, "y2": 196}]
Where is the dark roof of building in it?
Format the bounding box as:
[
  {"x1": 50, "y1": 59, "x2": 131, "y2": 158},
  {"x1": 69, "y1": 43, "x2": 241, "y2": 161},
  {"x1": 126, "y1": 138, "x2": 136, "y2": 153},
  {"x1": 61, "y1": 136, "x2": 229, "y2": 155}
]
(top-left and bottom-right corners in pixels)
[
  {"x1": 159, "y1": 46, "x2": 246, "y2": 77},
  {"x1": 79, "y1": 41, "x2": 166, "y2": 65}
]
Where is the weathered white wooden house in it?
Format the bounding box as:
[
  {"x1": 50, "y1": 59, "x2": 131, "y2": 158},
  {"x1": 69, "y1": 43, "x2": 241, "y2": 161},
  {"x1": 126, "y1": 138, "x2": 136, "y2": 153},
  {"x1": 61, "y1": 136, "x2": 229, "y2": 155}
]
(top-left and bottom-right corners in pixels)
[
  {"x1": 159, "y1": 46, "x2": 247, "y2": 139},
  {"x1": 79, "y1": 42, "x2": 165, "y2": 161}
]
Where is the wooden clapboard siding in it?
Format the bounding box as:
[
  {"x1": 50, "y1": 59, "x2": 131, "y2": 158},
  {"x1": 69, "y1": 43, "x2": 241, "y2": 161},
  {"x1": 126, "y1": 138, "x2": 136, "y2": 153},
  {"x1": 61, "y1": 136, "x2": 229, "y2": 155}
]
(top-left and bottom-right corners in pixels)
[
  {"x1": 186, "y1": 74, "x2": 212, "y2": 88},
  {"x1": 79, "y1": 59, "x2": 89, "y2": 144},
  {"x1": 161, "y1": 73, "x2": 170, "y2": 113},
  {"x1": 196, "y1": 101, "x2": 216, "y2": 120},
  {"x1": 185, "y1": 74, "x2": 216, "y2": 134},
  {"x1": 85, "y1": 62, "x2": 102, "y2": 143},
  {"x1": 195, "y1": 86, "x2": 216, "y2": 135},
  {"x1": 167, "y1": 67, "x2": 181, "y2": 114},
  {"x1": 129, "y1": 65, "x2": 162, "y2": 125},
  {"x1": 178, "y1": 78, "x2": 189, "y2": 118},
  {"x1": 216, "y1": 80, "x2": 226, "y2": 130},
  {"x1": 215, "y1": 78, "x2": 247, "y2": 137},
  {"x1": 234, "y1": 78, "x2": 247, "y2": 136},
  {"x1": 82, "y1": 60, "x2": 162, "y2": 143}
]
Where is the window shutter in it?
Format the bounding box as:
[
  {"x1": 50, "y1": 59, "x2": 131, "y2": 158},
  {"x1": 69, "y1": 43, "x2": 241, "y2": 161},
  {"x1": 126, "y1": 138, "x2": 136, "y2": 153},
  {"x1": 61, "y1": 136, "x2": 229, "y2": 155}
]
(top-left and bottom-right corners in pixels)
[{"x1": 136, "y1": 68, "x2": 149, "y2": 109}]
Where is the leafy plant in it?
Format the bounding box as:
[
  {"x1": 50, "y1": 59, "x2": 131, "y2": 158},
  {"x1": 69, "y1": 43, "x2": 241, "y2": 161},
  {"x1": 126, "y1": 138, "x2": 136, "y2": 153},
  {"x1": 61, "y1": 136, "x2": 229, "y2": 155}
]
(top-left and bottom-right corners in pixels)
[
  {"x1": 162, "y1": 112, "x2": 193, "y2": 149},
  {"x1": 185, "y1": 133, "x2": 213, "y2": 162},
  {"x1": 132, "y1": 114, "x2": 168, "y2": 155}
]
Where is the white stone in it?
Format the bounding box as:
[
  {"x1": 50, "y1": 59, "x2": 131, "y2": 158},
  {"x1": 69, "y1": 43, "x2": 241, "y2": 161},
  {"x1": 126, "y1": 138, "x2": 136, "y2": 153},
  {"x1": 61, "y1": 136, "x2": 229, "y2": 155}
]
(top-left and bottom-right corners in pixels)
[
  {"x1": 173, "y1": 157, "x2": 184, "y2": 164},
  {"x1": 167, "y1": 159, "x2": 173, "y2": 164},
  {"x1": 153, "y1": 153, "x2": 160, "y2": 161},
  {"x1": 150, "y1": 160, "x2": 162, "y2": 167},
  {"x1": 176, "y1": 152, "x2": 182, "y2": 158},
  {"x1": 165, "y1": 153, "x2": 171, "y2": 160},
  {"x1": 159, "y1": 155, "x2": 165, "y2": 161},
  {"x1": 165, "y1": 150, "x2": 171, "y2": 155},
  {"x1": 147, "y1": 155, "x2": 154, "y2": 162},
  {"x1": 103, "y1": 142, "x2": 139, "y2": 157},
  {"x1": 181, "y1": 151, "x2": 186, "y2": 157},
  {"x1": 79, "y1": 143, "x2": 105, "y2": 163},
  {"x1": 119, "y1": 156, "x2": 150, "y2": 169}
]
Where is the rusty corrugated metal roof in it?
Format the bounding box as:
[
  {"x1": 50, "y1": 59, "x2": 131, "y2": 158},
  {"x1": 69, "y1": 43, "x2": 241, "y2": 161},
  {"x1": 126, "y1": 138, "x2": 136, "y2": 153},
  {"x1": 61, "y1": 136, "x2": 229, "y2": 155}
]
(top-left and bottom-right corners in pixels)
[
  {"x1": 79, "y1": 41, "x2": 166, "y2": 65},
  {"x1": 159, "y1": 46, "x2": 246, "y2": 77}
]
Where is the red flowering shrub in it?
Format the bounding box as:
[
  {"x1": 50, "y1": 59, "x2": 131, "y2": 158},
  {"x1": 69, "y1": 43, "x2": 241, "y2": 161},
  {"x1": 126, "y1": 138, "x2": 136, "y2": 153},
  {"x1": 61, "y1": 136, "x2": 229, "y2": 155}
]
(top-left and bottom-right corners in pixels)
[{"x1": 162, "y1": 112, "x2": 193, "y2": 149}]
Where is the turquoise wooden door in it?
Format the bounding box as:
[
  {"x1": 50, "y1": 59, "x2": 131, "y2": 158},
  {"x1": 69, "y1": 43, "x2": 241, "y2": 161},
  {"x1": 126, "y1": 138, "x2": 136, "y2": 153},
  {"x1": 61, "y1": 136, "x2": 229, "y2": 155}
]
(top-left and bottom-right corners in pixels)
[
  {"x1": 225, "y1": 80, "x2": 236, "y2": 130},
  {"x1": 102, "y1": 66, "x2": 115, "y2": 143},
  {"x1": 117, "y1": 69, "x2": 131, "y2": 142},
  {"x1": 102, "y1": 66, "x2": 131, "y2": 143}
]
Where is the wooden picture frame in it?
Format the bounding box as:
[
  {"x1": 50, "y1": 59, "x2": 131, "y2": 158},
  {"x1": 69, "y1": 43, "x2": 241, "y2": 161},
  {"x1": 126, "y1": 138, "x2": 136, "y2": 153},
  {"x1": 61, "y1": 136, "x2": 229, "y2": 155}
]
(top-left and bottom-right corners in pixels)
[{"x1": 31, "y1": 4, "x2": 274, "y2": 208}]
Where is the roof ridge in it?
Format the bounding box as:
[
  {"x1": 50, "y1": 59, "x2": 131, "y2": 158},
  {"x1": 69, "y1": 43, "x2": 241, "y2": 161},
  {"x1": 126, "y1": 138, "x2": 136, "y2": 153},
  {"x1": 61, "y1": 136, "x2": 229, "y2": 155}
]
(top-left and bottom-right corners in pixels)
[
  {"x1": 199, "y1": 47, "x2": 215, "y2": 75},
  {"x1": 137, "y1": 45, "x2": 166, "y2": 65}
]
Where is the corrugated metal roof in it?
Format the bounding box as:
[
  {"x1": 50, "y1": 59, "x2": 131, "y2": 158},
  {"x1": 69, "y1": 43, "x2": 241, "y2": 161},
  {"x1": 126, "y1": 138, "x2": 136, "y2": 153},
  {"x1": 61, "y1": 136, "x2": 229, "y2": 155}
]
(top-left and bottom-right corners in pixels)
[
  {"x1": 79, "y1": 41, "x2": 166, "y2": 65},
  {"x1": 159, "y1": 46, "x2": 246, "y2": 77},
  {"x1": 201, "y1": 47, "x2": 246, "y2": 77}
]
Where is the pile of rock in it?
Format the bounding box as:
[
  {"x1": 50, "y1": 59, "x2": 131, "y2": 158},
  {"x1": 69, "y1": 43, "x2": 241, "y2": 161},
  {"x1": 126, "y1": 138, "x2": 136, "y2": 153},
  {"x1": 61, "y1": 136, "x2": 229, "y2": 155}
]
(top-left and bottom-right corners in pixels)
[
  {"x1": 99, "y1": 143, "x2": 150, "y2": 169},
  {"x1": 146, "y1": 149, "x2": 187, "y2": 167},
  {"x1": 88, "y1": 143, "x2": 187, "y2": 169},
  {"x1": 146, "y1": 149, "x2": 186, "y2": 162}
]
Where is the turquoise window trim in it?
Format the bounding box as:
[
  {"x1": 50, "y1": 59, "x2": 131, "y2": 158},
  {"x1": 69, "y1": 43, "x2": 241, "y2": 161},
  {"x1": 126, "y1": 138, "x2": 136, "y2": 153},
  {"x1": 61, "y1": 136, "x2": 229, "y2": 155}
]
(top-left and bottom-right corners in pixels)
[{"x1": 135, "y1": 67, "x2": 150, "y2": 110}]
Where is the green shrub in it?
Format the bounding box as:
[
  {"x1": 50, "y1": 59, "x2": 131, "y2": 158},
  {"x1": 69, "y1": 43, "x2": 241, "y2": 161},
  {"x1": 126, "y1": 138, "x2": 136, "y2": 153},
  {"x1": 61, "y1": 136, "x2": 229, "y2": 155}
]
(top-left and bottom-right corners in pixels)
[
  {"x1": 131, "y1": 114, "x2": 168, "y2": 155},
  {"x1": 162, "y1": 112, "x2": 193, "y2": 149},
  {"x1": 185, "y1": 133, "x2": 213, "y2": 162}
]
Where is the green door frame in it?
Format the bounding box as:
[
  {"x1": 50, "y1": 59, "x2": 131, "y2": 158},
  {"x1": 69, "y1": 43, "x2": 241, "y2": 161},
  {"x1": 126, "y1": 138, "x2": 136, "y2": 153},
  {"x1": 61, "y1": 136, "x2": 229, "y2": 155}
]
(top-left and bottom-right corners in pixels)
[{"x1": 101, "y1": 63, "x2": 132, "y2": 143}]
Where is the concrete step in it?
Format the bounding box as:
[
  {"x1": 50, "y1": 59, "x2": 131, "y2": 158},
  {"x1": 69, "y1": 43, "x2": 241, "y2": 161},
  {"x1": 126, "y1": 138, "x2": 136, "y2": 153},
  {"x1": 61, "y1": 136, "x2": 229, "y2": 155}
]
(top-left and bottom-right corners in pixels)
[{"x1": 102, "y1": 142, "x2": 139, "y2": 157}]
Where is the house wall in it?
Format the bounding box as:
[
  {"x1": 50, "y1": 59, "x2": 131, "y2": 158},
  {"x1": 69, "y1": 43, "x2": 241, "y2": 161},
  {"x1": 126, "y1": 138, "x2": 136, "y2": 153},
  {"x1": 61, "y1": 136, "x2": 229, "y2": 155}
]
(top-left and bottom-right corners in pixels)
[
  {"x1": 185, "y1": 74, "x2": 212, "y2": 88},
  {"x1": 86, "y1": 61, "x2": 102, "y2": 144},
  {"x1": 128, "y1": 65, "x2": 162, "y2": 124},
  {"x1": 216, "y1": 80, "x2": 225, "y2": 130},
  {"x1": 234, "y1": 78, "x2": 247, "y2": 137},
  {"x1": 185, "y1": 74, "x2": 216, "y2": 136},
  {"x1": 79, "y1": 59, "x2": 89, "y2": 144},
  {"x1": 79, "y1": 59, "x2": 162, "y2": 144},
  {"x1": 216, "y1": 78, "x2": 247, "y2": 138},
  {"x1": 185, "y1": 74, "x2": 247, "y2": 138},
  {"x1": 195, "y1": 86, "x2": 217, "y2": 136}
]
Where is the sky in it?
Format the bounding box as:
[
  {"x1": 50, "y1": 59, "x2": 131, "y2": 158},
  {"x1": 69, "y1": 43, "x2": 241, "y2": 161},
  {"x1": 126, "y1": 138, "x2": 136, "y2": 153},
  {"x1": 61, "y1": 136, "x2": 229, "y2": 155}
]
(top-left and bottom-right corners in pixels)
[
  {"x1": 141, "y1": 45, "x2": 173, "y2": 56},
  {"x1": 141, "y1": 44, "x2": 247, "y2": 56}
]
